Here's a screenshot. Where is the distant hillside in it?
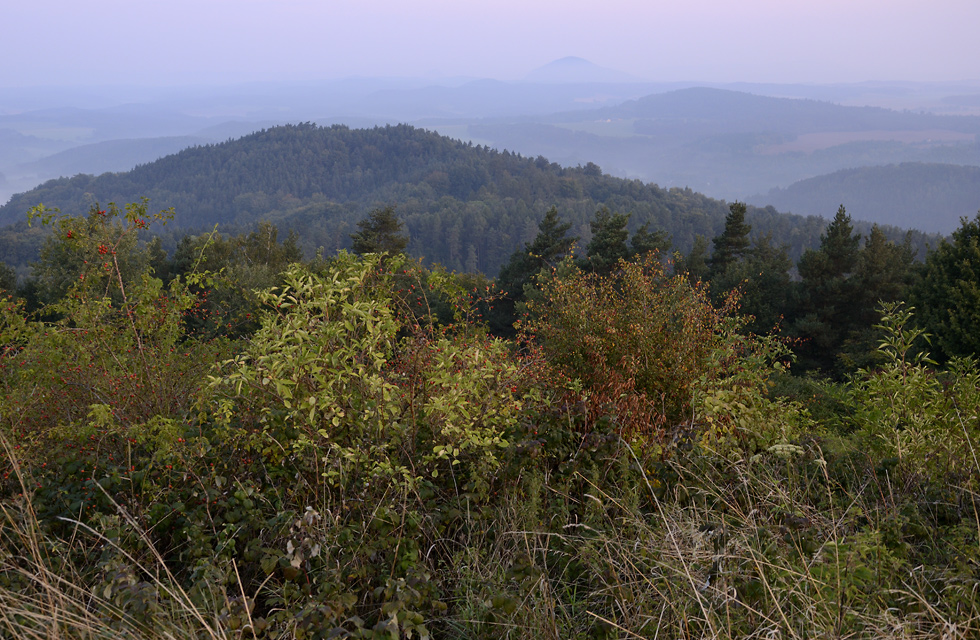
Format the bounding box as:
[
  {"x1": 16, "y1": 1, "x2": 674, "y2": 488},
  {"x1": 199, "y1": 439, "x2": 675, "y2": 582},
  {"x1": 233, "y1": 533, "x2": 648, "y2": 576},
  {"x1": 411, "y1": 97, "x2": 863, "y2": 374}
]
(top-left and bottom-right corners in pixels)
[
  {"x1": 0, "y1": 136, "x2": 211, "y2": 205},
  {"x1": 17, "y1": 136, "x2": 209, "y2": 177},
  {"x1": 0, "y1": 124, "x2": 934, "y2": 275},
  {"x1": 751, "y1": 163, "x2": 980, "y2": 233},
  {"x1": 467, "y1": 87, "x2": 980, "y2": 204},
  {"x1": 523, "y1": 57, "x2": 642, "y2": 84},
  {"x1": 595, "y1": 87, "x2": 980, "y2": 134}
]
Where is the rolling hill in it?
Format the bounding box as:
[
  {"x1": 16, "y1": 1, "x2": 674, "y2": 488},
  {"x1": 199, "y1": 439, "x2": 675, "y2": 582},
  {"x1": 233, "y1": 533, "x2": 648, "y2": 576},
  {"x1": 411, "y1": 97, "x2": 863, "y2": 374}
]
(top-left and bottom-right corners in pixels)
[
  {"x1": 0, "y1": 123, "x2": 937, "y2": 275},
  {"x1": 463, "y1": 87, "x2": 980, "y2": 209},
  {"x1": 749, "y1": 163, "x2": 980, "y2": 233}
]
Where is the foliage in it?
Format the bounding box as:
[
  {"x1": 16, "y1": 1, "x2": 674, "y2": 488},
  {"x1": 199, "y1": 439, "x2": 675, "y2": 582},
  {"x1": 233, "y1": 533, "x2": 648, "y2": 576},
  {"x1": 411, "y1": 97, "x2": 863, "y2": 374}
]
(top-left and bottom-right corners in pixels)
[
  {"x1": 4, "y1": 202, "x2": 980, "y2": 639},
  {"x1": 692, "y1": 322, "x2": 808, "y2": 454},
  {"x1": 2, "y1": 201, "x2": 224, "y2": 467},
  {"x1": 581, "y1": 206, "x2": 630, "y2": 274},
  {"x1": 910, "y1": 212, "x2": 980, "y2": 360},
  {"x1": 709, "y1": 201, "x2": 752, "y2": 277},
  {"x1": 850, "y1": 302, "x2": 980, "y2": 485},
  {"x1": 169, "y1": 222, "x2": 302, "y2": 339},
  {"x1": 491, "y1": 206, "x2": 577, "y2": 336},
  {"x1": 28, "y1": 201, "x2": 158, "y2": 307},
  {"x1": 350, "y1": 205, "x2": 409, "y2": 256},
  {"x1": 675, "y1": 233, "x2": 710, "y2": 281},
  {"x1": 523, "y1": 251, "x2": 729, "y2": 440},
  {"x1": 2, "y1": 122, "x2": 928, "y2": 279},
  {"x1": 710, "y1": 233, "x2": 793, "y2": 335},
  {"x1": 0, "y1": 261, "x2": 15, "y2": 294}
]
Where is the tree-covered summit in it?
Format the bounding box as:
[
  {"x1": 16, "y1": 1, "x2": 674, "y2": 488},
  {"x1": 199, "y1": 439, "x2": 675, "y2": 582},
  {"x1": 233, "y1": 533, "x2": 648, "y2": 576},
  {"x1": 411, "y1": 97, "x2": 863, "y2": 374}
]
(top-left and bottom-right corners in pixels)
[{"x1": 0, "y1": 123, "x2": 933, "y2": 275}]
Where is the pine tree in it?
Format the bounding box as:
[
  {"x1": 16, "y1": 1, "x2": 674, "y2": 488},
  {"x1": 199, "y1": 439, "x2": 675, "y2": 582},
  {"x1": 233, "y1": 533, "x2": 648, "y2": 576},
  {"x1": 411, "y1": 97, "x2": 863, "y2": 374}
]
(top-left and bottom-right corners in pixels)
[
  {"x1": 350, "y1": 206, "x2": 409, "y2": 256},
  {"x1": 491, "y1": 207, "x2": 577, "y2": 336},
  {"x1": 910, "y1": 212, "x2": 980, "y2": 360},
  {"x1": 584, "y1": 206, "x2": 630, "y2": 274},
  {"x1": 709, "y1": 201, "x2": 752, "y2": 277}
]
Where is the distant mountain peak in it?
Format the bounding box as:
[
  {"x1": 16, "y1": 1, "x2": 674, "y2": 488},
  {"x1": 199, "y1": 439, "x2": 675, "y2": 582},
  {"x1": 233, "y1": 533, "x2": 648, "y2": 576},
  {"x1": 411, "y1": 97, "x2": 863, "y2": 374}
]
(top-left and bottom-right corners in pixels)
[
  {"x1": 550, "y1": 56, "x2": 593, "y2": 66},
  {"x1": 523, "y1": 57, "x2": 642, "y2": 84}
]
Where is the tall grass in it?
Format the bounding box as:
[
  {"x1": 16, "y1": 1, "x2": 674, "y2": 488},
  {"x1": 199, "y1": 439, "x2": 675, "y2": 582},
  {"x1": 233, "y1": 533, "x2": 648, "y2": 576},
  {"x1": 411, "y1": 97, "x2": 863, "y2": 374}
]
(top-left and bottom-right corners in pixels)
[
  {"x1": 438, "y1": 442, "x2": 980, "y2": 639},
  {"x1": 3, "y1": 434, "x2": 979, "y2": 639}
]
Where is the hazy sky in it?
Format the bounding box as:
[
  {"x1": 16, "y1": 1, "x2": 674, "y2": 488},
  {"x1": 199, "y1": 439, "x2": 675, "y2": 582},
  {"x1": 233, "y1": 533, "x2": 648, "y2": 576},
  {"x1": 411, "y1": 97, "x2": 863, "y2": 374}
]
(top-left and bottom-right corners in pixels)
[{"x1": 5, "y1": 0, "x2": 979, "y2": 87}]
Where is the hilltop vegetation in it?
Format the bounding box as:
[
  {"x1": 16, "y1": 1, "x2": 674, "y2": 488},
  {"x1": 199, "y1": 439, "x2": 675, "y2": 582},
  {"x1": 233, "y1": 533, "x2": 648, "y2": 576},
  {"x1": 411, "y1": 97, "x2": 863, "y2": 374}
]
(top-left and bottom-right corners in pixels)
[
  {"x1": 0, "y1": 123, "x2": 937, "y2": 277},
  {"x1": 3, "y1": 202, "x2": 980, "y2": 638}
]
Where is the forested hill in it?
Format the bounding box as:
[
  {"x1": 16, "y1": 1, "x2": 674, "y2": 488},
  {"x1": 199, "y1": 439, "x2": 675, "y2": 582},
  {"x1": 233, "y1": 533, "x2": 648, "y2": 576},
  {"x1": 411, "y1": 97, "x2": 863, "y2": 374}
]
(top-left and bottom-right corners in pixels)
[
  {"x1": 0, "y1": 123, "x2": 931, "y2": 275},
  {"x1": 752, "y1": 163, "x2": 980, "y2": 233}
]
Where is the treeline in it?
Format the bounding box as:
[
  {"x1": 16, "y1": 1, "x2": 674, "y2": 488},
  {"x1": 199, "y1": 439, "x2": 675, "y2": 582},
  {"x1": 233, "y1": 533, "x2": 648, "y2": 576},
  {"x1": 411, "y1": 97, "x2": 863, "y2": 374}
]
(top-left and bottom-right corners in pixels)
[
  {"x1": 492, "y1": 201, "x2": 980, "y2": 380},
  {"x1": 0, "y1": 123, "x2": 937, "y2": 276},
  {"x1": 3, "y1": 197, "x2": 971, "y2": 382}
]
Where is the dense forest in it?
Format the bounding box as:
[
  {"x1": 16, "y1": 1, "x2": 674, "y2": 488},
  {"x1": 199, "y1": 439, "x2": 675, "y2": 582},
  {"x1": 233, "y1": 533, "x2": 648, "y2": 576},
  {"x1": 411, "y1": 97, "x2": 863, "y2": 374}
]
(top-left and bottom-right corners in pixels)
[
  {"x1": 0, "y1": 124, "x2": 938, "y2": 278},
  {"x1": 3, "y1": 190, "x2": 980, "y2": 638}
]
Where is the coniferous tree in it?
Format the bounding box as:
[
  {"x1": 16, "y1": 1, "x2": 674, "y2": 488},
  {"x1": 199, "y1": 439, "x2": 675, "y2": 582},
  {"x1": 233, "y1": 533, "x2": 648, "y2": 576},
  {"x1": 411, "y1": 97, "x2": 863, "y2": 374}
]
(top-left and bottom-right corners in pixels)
[
  {"x1": 910, "y1": 212, "x2": 980, "y2": 360},
  {"x1": 583, "y1": 206, "x2": 630, "y2": 274},
  {"x1": 709, "y1": 201, "x2": 752, "y2": 277},
  {"x1": 676, "y1": 235, "x2": 710, "y2": 282},
  {"x1": 350, "y1": 206, "x2": 409, "y2": 256},
  {"x1": 0, "y1": 261, "x2": 15, "y2": 295},
  {"x1": 838, "y1": 224, "x2": 916, "y2": 369},
  {"x1": 790, "y1": 205, "x2": 862, "y2": 374},
  {"x1": 631, "y1": 222, "x2": 671, "y2": 258},
  {"x1": 852, "y1": 225, "x2": 915, "y2": 326},
  {"x1": 490, "y1": 207, "x2": 577, "y2": 336},
  {"x1": 711, "y1": 234, "x2": 792, "y2": 334}
]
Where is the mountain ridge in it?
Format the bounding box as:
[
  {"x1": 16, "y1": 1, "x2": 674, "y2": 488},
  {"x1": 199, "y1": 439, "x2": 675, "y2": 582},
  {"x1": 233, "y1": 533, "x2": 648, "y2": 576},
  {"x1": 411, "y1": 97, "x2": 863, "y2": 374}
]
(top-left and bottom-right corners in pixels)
[{"x1": 0, "y1": 123, "x2": 939, "y2": 275}]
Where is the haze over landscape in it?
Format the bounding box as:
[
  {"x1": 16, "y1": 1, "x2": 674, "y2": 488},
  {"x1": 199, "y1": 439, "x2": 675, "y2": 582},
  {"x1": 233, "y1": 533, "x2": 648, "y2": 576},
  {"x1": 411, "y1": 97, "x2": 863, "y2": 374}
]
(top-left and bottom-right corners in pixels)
[
  {"x1": 2, "y1": 0, "x2": 979, "y2": 232},
  {"x1": 9, "y1": 4, "x2": 980, "y2": 638},
  {"x1": 6, "y1": 0, "x2": 980, "y2": 86}
]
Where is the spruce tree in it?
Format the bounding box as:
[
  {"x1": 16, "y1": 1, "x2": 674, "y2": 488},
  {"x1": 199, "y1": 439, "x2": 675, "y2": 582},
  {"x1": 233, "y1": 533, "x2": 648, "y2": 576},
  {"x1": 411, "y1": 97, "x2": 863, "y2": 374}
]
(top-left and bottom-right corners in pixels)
[
  {"x1": 350, "y1": 206, "x2": 409, "y2": 256},
  {"x1": 584, "y1": 206, "x2": 630, "y2": 274},
  {"x1": 790, "y1": 205, "x2": 862, "y2": 374},
  {"x1": 491, "y1": 207, "x2": 577, "y2": 336},
  {"x1": 838, "y1": 224, "x2": 916, "y2": 369},
  {"x1": 709, "y1": 201, "x2": 752, "y2": 277},
  {"x1": 910, "y1": 212, "x2": 980, "y2": 360}
]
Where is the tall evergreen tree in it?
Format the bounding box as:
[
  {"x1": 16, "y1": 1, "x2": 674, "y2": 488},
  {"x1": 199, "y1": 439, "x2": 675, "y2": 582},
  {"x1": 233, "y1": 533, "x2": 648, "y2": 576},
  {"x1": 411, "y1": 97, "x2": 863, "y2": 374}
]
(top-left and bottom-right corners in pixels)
[
  {"x1": 790, "y1": 205, "x2": 862, "y2": 374},
  {"x1": 709, "y1": 201, "x2": 752, "y2": 277},
  {"x1": 910, "y1": 212, "x2": 980, "y2": 360},
  {"x1": 853, "y1": 225, "x2": 915, "y2": 326},
  {"x1": 676, "y1": 235, "x2": 710, "y2": 282},
  {"x1": 711, "y1": 234, "x2": 792, "y2": 334},
  {"x1": 838, "y1": 224, "x2": 916, "y2": 369},
  {"x1": 491, "y1": 207, "x2": 577, "y2": 336},
  {"x1": 350, "y1": 206, "x2": 409, "y2": 256},
  {"x1": 630, "y1": 222, "x2": 671, "y2": 258},
  {"x1": 583, "y1": 206, "x2": 630, "y2": 274}
]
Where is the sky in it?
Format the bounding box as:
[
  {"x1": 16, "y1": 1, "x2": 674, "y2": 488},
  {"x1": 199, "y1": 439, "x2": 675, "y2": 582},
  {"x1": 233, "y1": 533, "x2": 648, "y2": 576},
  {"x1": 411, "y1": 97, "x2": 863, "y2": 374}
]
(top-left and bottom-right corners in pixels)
[{"x1": 3, "y1": 0, "x2": 979, "y2": 87}]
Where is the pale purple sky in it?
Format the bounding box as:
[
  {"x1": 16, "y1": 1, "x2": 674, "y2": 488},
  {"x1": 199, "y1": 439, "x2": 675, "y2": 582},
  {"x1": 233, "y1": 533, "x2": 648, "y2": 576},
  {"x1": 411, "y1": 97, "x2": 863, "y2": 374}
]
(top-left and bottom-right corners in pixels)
[{"x1": 5, "y1": 0, "x2": 979, "y2": 87}]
